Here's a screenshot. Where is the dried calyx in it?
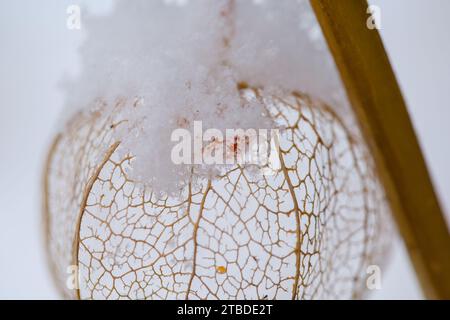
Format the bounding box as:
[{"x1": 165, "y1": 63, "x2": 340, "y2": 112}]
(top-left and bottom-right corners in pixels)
[
  {"x1": 44, "y1": 0, "x2": 392, "y2": 300},
  {"x1": 46, "y1": 87, "x2": 391, "y2": 299}
]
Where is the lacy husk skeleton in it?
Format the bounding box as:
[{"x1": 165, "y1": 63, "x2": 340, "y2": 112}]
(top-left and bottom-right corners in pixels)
[{"x1": 43, "y1": 87, "x2": 391, "y2": 299}]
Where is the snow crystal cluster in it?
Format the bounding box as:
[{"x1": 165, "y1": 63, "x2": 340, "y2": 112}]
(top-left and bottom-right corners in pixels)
[{"x1": 62, "y1": 0, "x2": 348, "y2": 194}]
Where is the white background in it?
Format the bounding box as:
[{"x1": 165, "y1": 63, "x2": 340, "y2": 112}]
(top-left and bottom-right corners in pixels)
[{"x1": 0, "y1": 0, "x2": 448, "y2": 299}]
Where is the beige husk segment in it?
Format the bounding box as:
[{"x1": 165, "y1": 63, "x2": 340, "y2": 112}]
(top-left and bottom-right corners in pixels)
[{"x1": 43, "y1": 88, "x2": 391, "y2": 300}]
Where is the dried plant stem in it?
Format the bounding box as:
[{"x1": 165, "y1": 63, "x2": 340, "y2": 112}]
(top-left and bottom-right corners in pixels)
[{"x1": 311, "y1": 0, "x2": 450, "y2": 299}]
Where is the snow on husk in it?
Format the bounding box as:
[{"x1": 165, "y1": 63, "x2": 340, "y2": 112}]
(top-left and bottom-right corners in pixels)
[{"x1": 61, "y1": 0, "x2": 348, "y2": 194}]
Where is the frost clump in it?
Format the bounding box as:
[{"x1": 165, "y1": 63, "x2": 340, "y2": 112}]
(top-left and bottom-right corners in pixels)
[{"x1": 62, "y1": 0, "x2": 346, "y2": 194}]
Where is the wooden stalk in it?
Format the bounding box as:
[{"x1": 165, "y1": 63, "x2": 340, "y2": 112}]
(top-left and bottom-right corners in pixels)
[{"x1": 310, "y1": 0, "x2": 450, "y2": 299}]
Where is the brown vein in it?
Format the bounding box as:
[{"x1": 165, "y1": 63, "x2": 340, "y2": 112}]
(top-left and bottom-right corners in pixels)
[{"x1": 185, "y1": 179, "x2": 212, "y2": 299}]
